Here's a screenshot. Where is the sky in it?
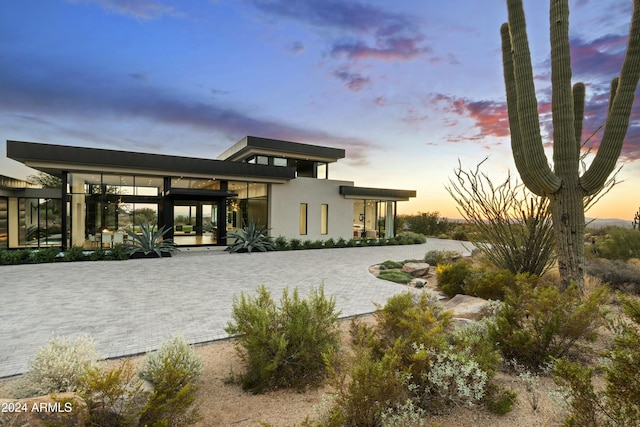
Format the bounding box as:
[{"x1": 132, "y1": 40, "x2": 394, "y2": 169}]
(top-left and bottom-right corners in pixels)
[{"x1": 1, "y1": 0, "x2": 639, "y2": 220}]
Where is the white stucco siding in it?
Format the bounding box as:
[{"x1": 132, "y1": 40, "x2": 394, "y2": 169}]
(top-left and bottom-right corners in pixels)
[{"x1": 269, "y1": 178, "x2": 354, "y2": 240}]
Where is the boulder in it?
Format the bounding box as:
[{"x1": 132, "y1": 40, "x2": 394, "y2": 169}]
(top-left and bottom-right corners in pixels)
[
  {"x1": 402, "y1": 262, "x2": 431, "y2": 277},
  {"x1": 443, "y1": 294, "x2": 489, "y2": 320},
  {"x1": 0, "y1": 392, "x2": 89, "y2": 427}
]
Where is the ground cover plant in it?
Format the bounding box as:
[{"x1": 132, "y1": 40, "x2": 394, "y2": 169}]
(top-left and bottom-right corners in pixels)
[{"x1": 225, "y1": 285, "x2": 341, "y2": 393}]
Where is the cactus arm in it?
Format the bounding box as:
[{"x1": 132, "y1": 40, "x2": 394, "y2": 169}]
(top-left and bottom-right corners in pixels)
[
  {"x1": 501, "y1": 23, "x2": 546, "y2": 196},
  {"x1": 609, "y1": 77, "x2": 619, "y2": 113},
  {"x1": 573, "y1": 83, "x2": 585, "y2": 150},
  {"x1": 581, "y1": 0, "x2": 640, "y2": 195},
  {"x1": 550, "y1": 0, "x2": 580, "y2": 179},
  {"x1": 505, "y1": 0, "x2": 561, "y2": 194}
]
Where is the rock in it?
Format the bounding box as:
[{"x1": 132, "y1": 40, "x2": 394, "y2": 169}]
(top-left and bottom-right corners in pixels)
[
  {"x1": 402, "y1": 262, "x2": 431, "y2": 277},
  {"x1": 443, "y1": 294, "x2": 489, "y2": 320},
  {"x1": 0, "y1": 392, "x2": 89, "y2": 427}
]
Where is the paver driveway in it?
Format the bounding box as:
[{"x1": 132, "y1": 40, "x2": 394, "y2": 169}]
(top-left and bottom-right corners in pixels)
[{"x1": 0, "y1": 239, "x2": 474, "y2": 378}]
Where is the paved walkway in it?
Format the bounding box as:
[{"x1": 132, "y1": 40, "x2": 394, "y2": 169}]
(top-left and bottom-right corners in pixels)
[{"x1": 0, "y1": 239, "x2": 474, "y2": 378}]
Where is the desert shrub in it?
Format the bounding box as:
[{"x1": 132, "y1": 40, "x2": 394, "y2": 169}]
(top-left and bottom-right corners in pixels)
[
  {"x1": 448, "y1": 317, "x2": 502, "y2": 377},
  {"x1": 0, "y1": 249, "x2": 31, "y2": 265},
  {"x1": 326, "y1": 292, "x2": 501, "y2": 425},
  {"x1": 139, "y1": 334, "x2": 202, "y2": 386},
  {"x1": 225, "y1": 285, "x2": 341, "y2": 392},
  {"x1": 386, "y1": 237, "x2": 398, "y2": 245},
  {"x1": 488, "y1": 274, "x2": 609, "y2": 369},
  {"x1": 324, "y1": 238, "x2": 336, "y2": 248},
  {"x1": 312, "y1": 239, "x2": 324, "y2": 249},
  {"x1": 379, "y1": 260, "x2": 403, "y2": 270},
  {"x1": 346, "y1": 238, "x2": 357, "y2": 247},
  {"x1": 29, "y1": 247, "x2": 60, "y2": 263},
  {"x1": 423, "y1": 250, "x2": 461, "y2": 266},
  {"x1": 274, "y1": 235, "x2": 289, "y2": 250},
  {"x1": 377, "y1": 270, "x2": 414, "y2": 284},
  {"x1": 396, "y1": 232, "x2": 425, "y2": 245},
  {"x1": 24, "y1": 335, "x2": 101, "y2": 396},
  {"x1": 484, "y1": 384, "x2": 518, "y2": 415},
  {"x1": 79, "y1": 359, "x2": 149, "y2": 426},
  {"x1": 138, "y1": 335, "x2": 203, "y2": 426},
  {"x1": 399, "y1": 212, "x2": 453, "y2": 236},
  {"x1": 597, "y1": 227, "x2": 640, "y2": 260},
  {"x1": 289, "y1": 238, "x2": 302, "y2": 250},
  {"x1": 302, "y1": 239, "x2": 313, "y2": 249},
  {"x1": 62, "y1": 245, "x2": 85, "y2": 262},
  {"x1": 436, "y1": 260, "x2": 474, "y2": 298},
  {"x1": 335, "y1": 237, "x2": 347, "y2": 248},
  {"x1": 466, "y1": 268, "x2": 516, "y2": 300},
  {"x1": 586, "y1": 258, "x2": 640, "y2": 293}
]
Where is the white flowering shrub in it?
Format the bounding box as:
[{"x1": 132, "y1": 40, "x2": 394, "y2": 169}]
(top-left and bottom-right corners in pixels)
[
  {"x1": 380, "y1": 399, "x2": 430, "y2": 427},
  {"x1": 26, "y1": 334, "x2": 101, "y2": 395},
  {"x1": 414, "y1": 345, "x2": 487, "y2": 411},
  {"x1": 139, "y1": 334, "x2": 202, "y2": 385}
]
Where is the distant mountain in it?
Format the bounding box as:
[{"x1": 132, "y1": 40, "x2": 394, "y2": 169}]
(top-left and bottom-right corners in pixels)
[{"x1": 585, "y1": 218, "x2": 633, "y2": 229}]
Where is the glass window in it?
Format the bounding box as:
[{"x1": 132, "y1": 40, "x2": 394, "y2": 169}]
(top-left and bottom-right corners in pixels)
[
  {"x1": 321, "y1": 204, "x2": 328, "y2": 235},
  {"x1": 0, "y1": 197, "x2": 7, "y2": 249},
  {"x1": 300, "y1": 203, "x2": 307, "y2": 235},
  {"x1": 18, "y1": 198, "x2": 62, "y2": 247},
  {"x1": 316, "y1": 162, "x2": 328, "y2": 179},
  {"x1": 273, "y1": 157, "x2": 287, "y2": 167},
  {"x1": 256, "y1": 156, "x2": 269, "y2": 165},
  {"x1": 135, "y1": 176, "x2": 163, "y2": 196},
  {"x1": 171, "y1": 177, "x2": 220, "y2": 190}
]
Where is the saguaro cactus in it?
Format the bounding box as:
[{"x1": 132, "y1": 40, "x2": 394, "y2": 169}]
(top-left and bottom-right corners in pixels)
[{"x1": 501, "y1": 0, "x2": 640, "y2": 290}]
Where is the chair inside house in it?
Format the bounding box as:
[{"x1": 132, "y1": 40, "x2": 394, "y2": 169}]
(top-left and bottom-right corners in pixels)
[
  {"x1": 112, "y1": 232, "x2": 124, "y2": 246},
  {"x1": 87, "y1": 233, "x2": 98, "y2": 248},
  {"x1": 101, "y1": 231, "x2": 113, "y2": 248}
]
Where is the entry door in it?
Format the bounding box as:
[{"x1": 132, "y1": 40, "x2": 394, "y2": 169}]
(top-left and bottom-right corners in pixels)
[{"x1": 173, "y1": 201, "x2": 219, "y2": 245}]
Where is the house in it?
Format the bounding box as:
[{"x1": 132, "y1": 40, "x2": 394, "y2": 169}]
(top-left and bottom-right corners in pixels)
[{"x1": 2, "y1": 136, "x2": 415, "y2": 249}]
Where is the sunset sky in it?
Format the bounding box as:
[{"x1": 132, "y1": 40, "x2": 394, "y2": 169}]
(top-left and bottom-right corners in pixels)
[{"x1": 1, "y1": 0, "x2": 639, "y2": 220}]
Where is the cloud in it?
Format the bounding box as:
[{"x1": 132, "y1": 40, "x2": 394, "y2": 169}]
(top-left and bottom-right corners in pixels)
[
  {"x1": 68, "y1": 0, "x2": 179, "y2": 20},
  {"x1": 569, "y1": 34, "x2": 629, "y2": 83},
  {"x1": 287, "y1": 41, "x2": 306, "y2": 54},
  {"x1": 333, "y1": 68, "x2": 371, "y2": 91},
  {"x1": 431, "y1": 94, "x2": 510, "y2": 140},
  {"x1": 248, "y1": 0, "x2": 430, "y2": 66},
  {"x1": 0, "y1": 57, "x2": 378, "y2": 164}
]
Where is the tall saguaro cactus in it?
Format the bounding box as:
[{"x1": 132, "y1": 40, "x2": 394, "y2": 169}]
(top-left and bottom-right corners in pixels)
[{"x1": 501, "y1": 0, "x2": 640, "y2": 290}]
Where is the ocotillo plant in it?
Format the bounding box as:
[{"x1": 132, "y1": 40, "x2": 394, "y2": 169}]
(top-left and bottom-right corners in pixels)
[{"x1": 501, "y1": 0, "x2": 640, "y2": 290}]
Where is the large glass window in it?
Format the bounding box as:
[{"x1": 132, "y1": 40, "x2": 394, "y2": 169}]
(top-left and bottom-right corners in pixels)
[
  {"x1": 18, "y1": 198, "x2": 62, "y2": 247},
  {"x1": 171, "y1": 177, "x2": 220, "y2": 190},
  {"x1": 226, "y1": 182, "x2": 268, "y2": 230},
  {"x1": 0, "y1": 197, "x2": 7, "y2": 249}
]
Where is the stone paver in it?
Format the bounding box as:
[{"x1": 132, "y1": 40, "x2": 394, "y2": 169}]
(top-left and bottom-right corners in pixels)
[{"x1": 0, "y1": 239, "x2": 474, "y2": 378}]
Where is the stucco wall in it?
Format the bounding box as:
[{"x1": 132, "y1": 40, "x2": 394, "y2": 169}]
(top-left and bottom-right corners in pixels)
[{"x1": 269, "y1": 178, "x2": 354, "y2": 240}]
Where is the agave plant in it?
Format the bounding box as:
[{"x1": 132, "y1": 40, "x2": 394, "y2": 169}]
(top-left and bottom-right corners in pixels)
[
  {"x1": 125, "y1": 222, "x2": 177, "y2": 257},
  {"x1": 226, "y1": 221, "x2": 274, "y2": 253}
]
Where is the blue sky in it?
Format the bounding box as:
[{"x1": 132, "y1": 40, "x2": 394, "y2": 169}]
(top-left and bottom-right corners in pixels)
[{"x1": 1, "y1": 0, "x2": 639, "y2": 220}]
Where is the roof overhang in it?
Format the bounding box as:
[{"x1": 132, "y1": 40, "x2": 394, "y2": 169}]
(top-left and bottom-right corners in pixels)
[
  {"x1": 340, "y1": 186, "x2": 416, "y2": 201},
  {"x1": 218, "y1": 136, "x2": 346, "y2": 163},
  {"x1": 7, "y1": 140, "x2": 296, "y2": 183}
]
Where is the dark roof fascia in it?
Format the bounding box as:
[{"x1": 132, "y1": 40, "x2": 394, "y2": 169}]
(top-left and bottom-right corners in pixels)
[
  {"x1": 6, "y1": 141, "x2": 296, "y2": 181},
  {"x1": 339, "y1": 186, "x2": 416, "y2": 201},
  {"x1": 1, "y1": 188, "x2": 61, "y2": 199},
  {"x1": 167, "y1": 188, "x2": 238, "y2": 198},
  {"x1": 218, "y1": 136, "x2": 346, "y2": 162}
]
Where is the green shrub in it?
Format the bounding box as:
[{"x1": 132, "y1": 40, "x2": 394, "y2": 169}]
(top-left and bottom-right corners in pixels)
[
  {"x1": 0, "y1": 249, "x2": 31, "y2": 265},
  {"x1": 312, "y1": 239, "x2": 324, "y2": 249},
  {"x1": 225, "y1": 285, "x2": 341, "y2": 392},
  {"x1": 436, "y1": 260, "x2": 474, "y2": 298},
  {"x1": 289, "y1": 238, "x2": 302, "y2": 250},
  {"x1": 377, "y1": 270, "x2": 414, "y2": 284},
  {"x1": 423, "y1": 250, "x2": 461, "y2": 266},
  {"x1": 466, "y1": 268, "x2": 516, "y2": 300},
  {"x1": 380, "y1": 260, "x2": 403, "y2": 270},
  {"x1": 302, "y1": 239, "x2": 313, "y2": 249},
  {"x1": 138, "y1": 335, "x2": 203, "y2": 426},
  {"x1": 489, "y1": 274, "x2": 609, "y2": 369},
  {"x1": 387, "y1": 237, "x2": 398, "y2": 245},
  {"x1": 484, "y1": 384, "x2": 518, "y2": 415},
  {"x1": 22, "y1": 335, "x2": 101, "y2": 396},
  {"x1": 79, "y1": 360, "x2": 149, "y2": 426},
  {"x1": 586, "y1": 258, "x2": 640, "y2": 293},
  {"x1": 324, "y1": 238, "x2": 336, "y2": 248},
  {"x1": 89, "y1": 247, "x2": 106, "y2": 261},
  {"x1": 335, "y1": 237, "x2": 347, "y2": 248},
  {"x1": 62, "y1": 245, "x2": 85, "y2": 262},
  {"x1": 346, "y1": 238, "x2": 357, "y2": 247},
  {"x1": 274, "y1": 235, "x2": 289, "y2": 251},
  {"x1": 597, "y1": 227, "x2": 640, "y2": 260},
  {"x1": 107, "y1": 243, "x2": 130, "y2": 260},
  {"x1": 30, "y1": 247, "x2": 60, "y2": 263}
]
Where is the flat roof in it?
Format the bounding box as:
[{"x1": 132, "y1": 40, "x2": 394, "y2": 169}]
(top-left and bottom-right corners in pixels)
[
  {"x1": 340, "y1": 186, "x2": 416, "y2": 201},
  {"x1": 7, "y1": 140, "x2": 296, "y2": 182},
  {"x1": 218, "y1": 136, "x2": 346, "y2": 163}
]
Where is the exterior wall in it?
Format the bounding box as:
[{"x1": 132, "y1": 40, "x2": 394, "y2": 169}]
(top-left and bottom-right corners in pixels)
[{"x1": 269, "y1": 178, "x2": 354, "y2": 240}]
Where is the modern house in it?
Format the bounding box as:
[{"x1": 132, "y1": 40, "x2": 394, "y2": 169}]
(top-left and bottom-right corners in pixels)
[{"x1": 2, "y1": 136, "x2": 416, "y2": 250}]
